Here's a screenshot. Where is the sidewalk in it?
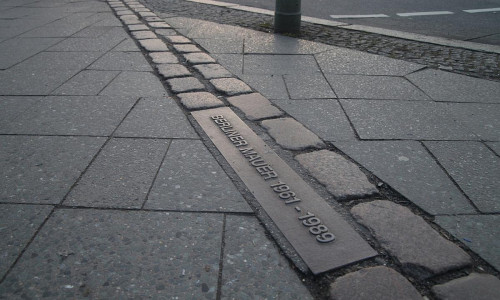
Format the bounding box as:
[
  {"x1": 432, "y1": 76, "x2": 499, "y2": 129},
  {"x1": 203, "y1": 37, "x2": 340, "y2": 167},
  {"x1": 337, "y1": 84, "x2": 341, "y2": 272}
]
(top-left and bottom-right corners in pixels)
[{"x1": 0, "y1": 0, "x2": 499, "y2": 299}]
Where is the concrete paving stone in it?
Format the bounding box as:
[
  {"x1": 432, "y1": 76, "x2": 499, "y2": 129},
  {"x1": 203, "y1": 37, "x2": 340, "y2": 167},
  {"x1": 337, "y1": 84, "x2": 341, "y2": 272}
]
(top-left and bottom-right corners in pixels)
[
  {"x1": 0, "y1": 136, "x2": 104, "y2": 204},
  {"x1": 244, "y1": 34, "x2": 333, "y2": 54},
  {"x1": 221, "y1": 215, "x2": 313, "y2": 299},
  {"x1": 329, "y1": 266, "x2": 422, "y2": 300},
  {"x1": 172, "y1": 43, "x2": 201, "y2": 53},
  {"x1": 243, "y1": 54, "x2": 320, "y2": 75},
  {"x1": 65, "y1": 138, "x2": 169, "y2": 209},
  {"x1": 0, "y1": 209, "x2": 223, "y2": 299},
  {"x1": 0, "y1": 95, "x2": 137, "y2": 136},
  {"x1": 0, "y1": 204, "x2": 52, "y2": 278},
  {"x1": 334, "y1": 141, "x2": 475, "y2": 215},
  {"x1": 154, "y1": 28, "x2": 178, "y2": 36},
  {"x1": 227, "y1": 93, "x2": 283, "y2": 121},
  {"x1": 194, "y1": 38, "x2": 244, "y2": 54},
  {"x1": 138, "y1": 11, "x2": 156, "y2": 17},
  {"x1": 261, "y1": 118, "x2": 325, "y2": 150},
  {"x1": 210, "y1": 78, "x2": 252, "y2": 96},
  {"x1": 407, "y1": 69, "x2": 500, "y2": 103},
  {"x1": 119, "y1": 15, "x2": 140, "y2": 25},
  {"x1": 72, "y1": 26, "x2": 117, "y2": 38},
  {"x1": 100, "y1": 71, "x2": 167, "y2": 97},
  {"x1": 144, "y1": 16, "x2": 163, "y2": 22},
  {"x1": 115, "y1": 97, "x2": 198, "y2": 138},
  {"x1": 424, "y1": 141, "x2": 500, "y2": 213},
  {"x1": 296, "y1": 150, "x2": 378, "y2": 200},
  {"x1": 131, "y1": 30, "x2": 157, "y2": 39},
  {"x1": 146, "y1": 139, "x2": 252, "y2": 212},
  {"x1": 138, "y1": 38, "x2": 169, "y2": 51},
  {"x1": 111, "y1": 38, "x2": 140, "y2": 51},
  {"x1": 240, "y1": 74, "x2": 289, "y2": 100},
  {"x1": 51, "y1": 70, "x2": 119, "y2": 95},
  {"x1": 435, "y1": 215, "x2": 500, "y2": 271},
  {"x1": 127, "y1": 24, "x2": 148, "y2": 31},
  {"x1": 183, "y1": 19, "x2": 265, "y2": 39},
  {"x1": 340, "y1": 100, "x2": 477, "y2": 140},
  {"x1": 0, "y1": 96, "x2": 42, "y2": 126},
  {"x1": 177, "y1": 91, "x2": 224, "y2": 110},
  {"x1": 432, "y1": 273, "x2": 500, "y2": 300},
  {"x1": 11, "y1": 51, "x2": 101, "y2": 71},
  {"x1": 316, "y1": 47, "x2": 424, "y2": 76},
  {"x1": 0, "y1": 37, "x2": 62, "y2": 69},
  {"x1": 183, "y1": 52, "x2": 216, "y2": 64},
  {"x1": 157, "y1": 64, "x2": 191, "y2": 78},
  {"x1": 167, "y1": 77, "x2": 205, "y2": 93},
  {"x1": 116, "y1": 10, "x2": 133, "y2": 16},
  {"x1": 487, "y1": 142, "x2": 500, "y2": 155},
  {"x1": 88, "y1": 51, "x2": 152, "y2": 71},
  {"x1": 211, "y1": 53, "x2": 243, "y2": 75},
  {"x1": 149, "y1": 52, "x2": 178, "y2": 64},
  {"x1": 273, "y1": 99, "x2": 356, "y2": 141},
  {"x1": 0, "y1": 68, "x2": 79, "y2": 95},
  {"x1": 284, "y1": 73, "x2": 337, "y2": 99},
  {"x1": 194, "y1": 63, "x2": 232, "y2": 79},
  {"x1": 20, "y1": 24, "x2": 88, "y2": 38},
  {"x1": 148, "y1": 21, "x2": 171, "y2": 28},
  {"x1": 165, "y1": 35, "x2": 192, "y2": 44},
  {"x1": 445, "y1": 103, "x2": 500, "y2": 141},
  {"x1": 351, "y1": 200, "x2": 471, "y2": 278},
  {"x1": 325, "y1": 75, "x2": 430, "y2": 100}
]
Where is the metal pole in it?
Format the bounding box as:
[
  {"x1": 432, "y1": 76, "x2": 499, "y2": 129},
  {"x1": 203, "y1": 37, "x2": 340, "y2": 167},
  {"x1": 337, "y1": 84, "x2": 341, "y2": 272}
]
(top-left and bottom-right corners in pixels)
[{"x1": 274, "y1": 0, "x2": 301, "y2": 34}]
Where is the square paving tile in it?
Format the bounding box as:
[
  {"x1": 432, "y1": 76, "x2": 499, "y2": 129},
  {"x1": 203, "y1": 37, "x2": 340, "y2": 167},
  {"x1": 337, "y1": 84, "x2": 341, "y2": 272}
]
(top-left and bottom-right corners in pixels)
[
  {"x1": 194, "y1": 38, "x2": 243, "y2": 54},
  {"x1": 212, "y1": 53, "x2": 243, "y2": 76},
  {"x1": 240, "y1": 74, "x2": 289, "y2": 100},
  {"x1": 0, "y1": 37, "x2": 62, "y2": 69},
  {"x1": 0, "y1": 209, "x2": 223, "y2": 299},
  {"x1": 46, "y1": 35, "x2": 124, "y2": 52},
  {"x1": 243, "y1": 55, "x2": 320, "y2": 75},
  {"x1": 99, "y1": 71, "x2": 167, "y2": 97},
  {"x1": 51, "y1": 70, "x2": 119, "y2": 95},
  {"x1": 284, "y1": 73, "x2": 336, "y2": 99},
  {"x1": 0, "y1": 136, "x2": 104, "y2": 204},
  {"x1": 88, "y1": 51, "x2": 152, "y2": 71},
  {"x1": 0, "y1": 68, "x2": 79, "y2": 95},
  {"x1": 146, "y1": 139, "x2": 252, "y2": 212},
  {"x1": 111, "y1": 38, "x2": 140, "y2": 51},
  {"x1": 445, "y1": 103, "x2": 500, "y2": 141},
  {"x1": 487, "y1": 142, "x2": 500, "y2": 155},
  {"x1": 0, "y1": 96, "x2": 42, "y2": 126},
  {"x1": 11, "y1": 51, "x2": 101, "y2": 71}
]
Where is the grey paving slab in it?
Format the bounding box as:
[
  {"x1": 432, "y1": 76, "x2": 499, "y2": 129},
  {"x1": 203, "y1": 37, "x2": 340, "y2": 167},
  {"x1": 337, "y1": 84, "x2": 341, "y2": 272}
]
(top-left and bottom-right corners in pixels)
[
  {"x1": 210, "y1": 78, "x2": 252, "y2": 96},
  {"x1": 326, "y1": 75, "x2": 430, "y2": 100},
  {"x1": 244, "y1": 34, "x2": 333, "y2": 54},
  {"x1": 157, "y1": 64, "x2": 191, "y2": 79},
  {"x1": 432, "y1": 273, "x2": 500, "y2": 300},
  {"x1": 0, "y1": 136, "x2": 104, "y2": 204},
  {"x1": 194, "y1": 64, "x2": 232, "y2": 79},
  {"x1": 1, "y1": 96, "x2": 137, "y2": 136},
  {"x1": 183, "y1": 52, "x2": 216, "y2": 64},
  {"x1": 261, "y1": 118, "x2": 325, "y2": 150},
  {"x1": 446, "y1": 103, "x2": 500, "y2": 141},
  {"x1": 172, "y1": 43, "x2": 201, "y2": 53},
  {"x1": 351, "y1": 200, "x2": 471, "y2": 279},
  {"x1": 0, "y1": 37, "x2": 62, "y2": 69},
  {"x1": 146, "y1": 139, "x2": 252, "y2": 212},
  {"x1": 144, "y1": 16, "x2": 163, "y2": 22},
  {"x1": 65, "y1": 138, "x2": 168, "y2": 209},
  {"x1": 20, "y1": 24, "x2": 88, "y2": 38},
  {"x1": 296, "y1": 150, "x2": 378, "y2": 200},
  {"x1": 115, "y1": 97, "x2": 198, "y2": 139},
  {"x1": 127, "y1": 24, "x2": 148, "y2": 31},
  {"x1": 138, "y1": 38, "x2": 169, "y2": 51},
  {"x1": 0, "y1": 209, "x2": 223, "y2": 299},
  {"x1": 273, "y1": 99, "x2": 356, "y2": 142},
  {"x1": 0, "y1": 96, "x2": 42, "y2": 126},
  {"x1": 100, "y1": 71, "x2": 167, "y2": 97},
  {"x1": 487, "y1": 142, "x2": 500, "y2": 155},
  {"x1": 240, "y1": 74, "x2": 288, "y2": 100},
  {"x1": 0, "y1": 204, "x2": 52, "y2": 278},
  {"x1": 154, "y1": 28, "x2": 177, "y2": 36},
  {"x1": 148, "y1": 21, "x2": 171, "y2": 28},
  {"x1": 194, "y1": 38, "x2": 244, "y2": 54},
  {"x1": 72, "y1": 26, "x2": 117, "y2": 38},
  {"x1": 51, "y1": 70, "x2": 120, "y2": 95},
  {"x1": 316, "y1": 47, "x2": 424, "y2": 76},
  {"x1": 212, "y1": 53, "x2": 243, "y2": 75},
  {"x1": 435, "y1": 215, "x2": 500, "y2": 271},
  {"x1": 243, "y1": 55, "x2": 320, "y2": 75},
  {"x1": 407, "y1": 69, "x2": 500, "y2": 103},
  {"x1": 131, "y1": 30, "x2": 157, "y2": 39},
  {"x1": 111, "y1": 38, "x2": 140, "y2": 51},
  {"x1": 227, "y1": 93, "x2": 283, "y2": 121},
  {"x1": 284, "y1": 73, "x2": 336, "y2": 99},
  {"x1": 425, "y1": 141, "x2": 500, "y2": 213},
  {"x1": 88, "y1": 51, "x2": 151, "y2": 71},
  {"x1": 149, "y1": 52, "x2": 178, "y2": 64},
  {"x1": 46, "y1": 35, "x2": 124, "y2": 52},
  {"x1": 329, "y1": 266, "x2": 422, "y2": 300},
  {"x1": 221, "y1": 215, "x2": 313, "y2": 299},
  {"x1": 184, "y1": 19, "x2": 265, "y2": 39},
  {"x1": 119, "y1": 15, "x2": 140, "y2": 25},
  {"x1": 177, "y1": 92, "x2": 225, "y2": 110},
  {"x1": 340, "y1": 100, "x2": 477, "y2": 140},
  {"x1": 12, "y1": 51, "x2": 101, "y2": 71},
  {"x1": 138, "y1": 11, "x2": 156, "y2": 17},
  {"x1": 334, "y1": 141, "x2": 475, "y2": 215},
  {"x1": 167, "y1": 77, "x2": 205, "y2": 93}
]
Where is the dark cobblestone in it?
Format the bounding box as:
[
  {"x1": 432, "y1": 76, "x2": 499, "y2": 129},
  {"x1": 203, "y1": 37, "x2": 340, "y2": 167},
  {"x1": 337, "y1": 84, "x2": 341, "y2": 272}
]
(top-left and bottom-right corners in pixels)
[{"x1": 140, "y1": 0, "x2": 500, "y2": 81}]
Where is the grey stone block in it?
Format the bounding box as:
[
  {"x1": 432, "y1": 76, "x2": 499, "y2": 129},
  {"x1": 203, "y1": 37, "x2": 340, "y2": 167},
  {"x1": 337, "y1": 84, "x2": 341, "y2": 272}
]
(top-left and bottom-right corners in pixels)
[
  {"x1": 100, "y1": 71, "x2": 167, "y2": 97},
  {"x1": 138, "y1": 38, "x2": 169, "y2": 51},
  {"x1": 221, "y1": 216, "x2": 312, "y2": 299},
  {"x1": 146, "y1": 140, "x2": 252, "y2": 212},
  {"x1": 65, "y1": 138, "x2": 169, "y2": 209},
  {"x1": 435, "y1": 215, "x2": 500, "y2": 272},
  {"x1": 351, "y1": 200, "x2": 471, "y2": 278},
  {"x1": 116, "y1": 10, "x2": 133, "y2": 16},
  {"x1": 329, "y1": 266, "x2": 421, "y2": 300},
  {"x1": 261, "y1": 118, "x2": 325, "y2": 150},
  {"x1": 88, "y1": 51, "x2": 152, "y2": 71},
  {"x1": 131, "y1": 30, "x2": 157, "y2": 39},
  {"x1": 149, "y1": 52, "x2": 178, "y2": 64},
  {"x1": 0, "y1": 136, "x2": 104, "y2": 204},
  {"x1": 165, "y1": 35, "x2": 192, "y2": 44},
  {"x1": 115, "y1": 97, "x2": 198, "y2": 138},
  {"x1": 144, "y1": 16, "x2": 163, "y2": 22},
  {"x1": 177, "y1": 92, "x2": 225, "y2": 110},
  {"x1": 240, "y1": 74, "x2": 289, "y2": 100},
  {"x1": 227, "y1": 93, "x2": 283, "y2": 120},
  {"x1": 334, "y1": 141, "x2": 475, "y2": 215},
  {"x1": 0, "y1": 204, "x2": 52, "y2": 278},
  {"x1": 138, "y1": 11, "x2": 155, "y2": 17},
  {"x1": 0, "y1": 209, "x2": 223, "y2": 299},
  {"x1": 120, "y1": 15, "x2": 141, "y2": 25},
  {"x1": 51, "y1": 70, "x2": 119, "y2": 95},
  {"x1": 148, "y1": 21, "x2": 171, "y2": 28},
  {"x1": 210, "y1": 78, "x2": 252, "y2": 96},
  {"x1": 172, "y1": 44, "x2": 201, "y2": 53},
  {"x1": 127, "y1": 24, "x2": 148, "y2": 31},
  {"x1": 193, "y1": 64, "x2": 232, "y2": 79},
  {"x1": 296, "y1": 150, "x2": 378, "y2": 200},
  {"x1": 432, "y1": 273, "x2": 500, "y2": 300},
  {"x1": 425, "y1": 141, "x2": 500, "y2": 213},
  {"x1": 154, "y1": 28, "x2": 178, "y2": 36},
  {"x1": 284, "y1": 73, "x2": 336, "y2": 99},
  {"x1": 183, "y1": 52, "x2": 216, "y2": 64},
  {"x1": 157, "y1": 64, "x2": 191, "y2": 78},
  {"x1": 167, "y1": 77, "x2": 205, "y2": 93},
  {"x1": 243, "y1": 55, "x2": 320, "y2": 75}
]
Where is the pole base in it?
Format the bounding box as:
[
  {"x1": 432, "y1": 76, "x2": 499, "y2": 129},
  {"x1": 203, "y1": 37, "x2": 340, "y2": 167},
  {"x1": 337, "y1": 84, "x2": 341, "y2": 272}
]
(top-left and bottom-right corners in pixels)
[{"x1": 274, "y1": 13, "x2": 301, "y2": 34}]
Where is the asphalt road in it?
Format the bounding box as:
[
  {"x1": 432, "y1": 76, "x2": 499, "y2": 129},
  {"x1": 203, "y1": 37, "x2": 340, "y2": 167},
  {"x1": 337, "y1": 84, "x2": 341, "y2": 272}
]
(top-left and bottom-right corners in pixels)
[{"x1": 216, "y1": 0, "x2": 500, "y2": 45}]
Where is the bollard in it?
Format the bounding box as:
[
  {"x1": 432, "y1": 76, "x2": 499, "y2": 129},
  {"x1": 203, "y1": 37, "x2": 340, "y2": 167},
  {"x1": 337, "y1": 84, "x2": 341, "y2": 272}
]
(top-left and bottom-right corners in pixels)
[{"x1": 274, "y1": 0, "x2": 301, "y2": 34}]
